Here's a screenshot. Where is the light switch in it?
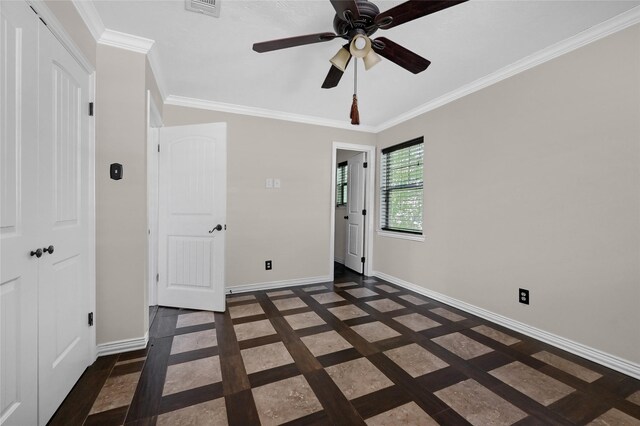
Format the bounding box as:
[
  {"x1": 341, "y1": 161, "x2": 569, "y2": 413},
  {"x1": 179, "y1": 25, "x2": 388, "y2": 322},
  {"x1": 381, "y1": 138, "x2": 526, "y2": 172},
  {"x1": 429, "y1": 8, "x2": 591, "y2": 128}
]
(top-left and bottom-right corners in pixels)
[
  {"x1": 274, "y1": 178, "x2": 281, "y2": 188},
  {"x1": 266, "y1": 178, "x2": 273, "y2": 188}
]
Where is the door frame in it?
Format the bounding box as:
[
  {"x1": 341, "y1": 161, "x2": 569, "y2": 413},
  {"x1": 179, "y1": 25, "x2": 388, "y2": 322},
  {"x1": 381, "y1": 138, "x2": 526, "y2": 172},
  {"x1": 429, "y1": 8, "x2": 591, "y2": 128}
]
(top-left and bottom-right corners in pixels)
[
  {"x1": 147, "y1": 91, "x2": 163, "y2": 306},
  {"x1": 30, "y1": 0, "x2": 97, "y2": 363},
  {"x1": 330, "y1": 142, "x2": 376, "y2": 280}
]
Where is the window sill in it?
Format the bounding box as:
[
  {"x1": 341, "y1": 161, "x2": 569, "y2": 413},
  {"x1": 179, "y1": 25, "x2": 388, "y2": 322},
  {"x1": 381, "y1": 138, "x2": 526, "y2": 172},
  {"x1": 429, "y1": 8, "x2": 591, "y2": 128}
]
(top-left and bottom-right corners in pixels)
[{"x1": 377, "y1": 230, "x2": 425, "y2": 242}]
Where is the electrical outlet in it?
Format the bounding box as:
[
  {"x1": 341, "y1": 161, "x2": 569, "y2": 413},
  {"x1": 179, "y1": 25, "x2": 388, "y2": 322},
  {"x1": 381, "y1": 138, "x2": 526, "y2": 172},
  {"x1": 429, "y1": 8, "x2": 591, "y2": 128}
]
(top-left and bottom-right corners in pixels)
[
  {"x1": 519, "y1": 288, "x2": 529, "y2": 305},
  {"x1": 265, "y1": 260, "x2": 272, "y2": 270}
]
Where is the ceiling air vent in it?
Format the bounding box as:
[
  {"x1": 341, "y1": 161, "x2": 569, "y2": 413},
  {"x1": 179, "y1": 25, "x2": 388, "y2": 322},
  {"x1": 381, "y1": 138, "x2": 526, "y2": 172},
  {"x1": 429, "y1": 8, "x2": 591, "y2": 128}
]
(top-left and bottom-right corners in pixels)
[{"x1": 185, "y1": 0, "x2": 220, "y2": 18}]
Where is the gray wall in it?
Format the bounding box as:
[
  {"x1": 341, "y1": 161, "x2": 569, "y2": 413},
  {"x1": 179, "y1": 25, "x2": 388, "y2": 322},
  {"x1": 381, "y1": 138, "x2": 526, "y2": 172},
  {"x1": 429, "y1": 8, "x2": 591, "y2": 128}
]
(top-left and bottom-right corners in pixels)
[
  {"x1": 373, "y1": 24, "x2": 640, "y2": 363},
  {"x1": 163, "y1": 107, "x2": 376, "y2": 287}
]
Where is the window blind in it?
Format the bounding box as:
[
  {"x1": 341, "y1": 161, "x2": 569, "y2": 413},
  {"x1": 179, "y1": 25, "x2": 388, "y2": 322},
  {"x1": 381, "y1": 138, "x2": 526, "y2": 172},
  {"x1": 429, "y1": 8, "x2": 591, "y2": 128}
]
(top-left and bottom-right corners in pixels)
[
  {"x1": 380, "y1": 138, "x2": 424, "y2": 234},
  {"x1": 336, "y1": 162, "x2": 348, "y2": 206}
]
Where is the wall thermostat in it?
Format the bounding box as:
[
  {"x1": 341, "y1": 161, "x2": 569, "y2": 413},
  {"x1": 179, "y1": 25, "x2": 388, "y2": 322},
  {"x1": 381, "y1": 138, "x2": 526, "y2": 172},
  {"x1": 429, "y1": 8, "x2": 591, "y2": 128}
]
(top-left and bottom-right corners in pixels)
[{"x1": 110, "y1": 163, "x2": 123, "y2": 180}]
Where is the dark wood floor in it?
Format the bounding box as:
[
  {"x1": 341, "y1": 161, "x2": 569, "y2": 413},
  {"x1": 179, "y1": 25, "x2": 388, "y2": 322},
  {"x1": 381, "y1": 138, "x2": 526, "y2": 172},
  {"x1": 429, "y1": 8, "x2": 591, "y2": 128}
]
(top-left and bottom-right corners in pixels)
[{"x1": 49, "y1": 265, "x2": 640, "y2": 425}]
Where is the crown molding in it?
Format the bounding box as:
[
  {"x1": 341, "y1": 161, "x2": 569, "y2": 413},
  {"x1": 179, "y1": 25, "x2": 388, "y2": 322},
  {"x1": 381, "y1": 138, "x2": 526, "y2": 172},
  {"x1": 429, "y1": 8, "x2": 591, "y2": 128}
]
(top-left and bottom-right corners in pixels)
[
  {"x1": 71, "y1": 0, "x2": 105, "y2": 41},
  {"x1": 165, "y1": 95, "x2": 377, "y2": 133},
  {"x1": 374, "y1": 5, "x2": 640, "y2": 133},
  {"x1": 98, "y1": 29, "x2": 154, "y2": 54}
]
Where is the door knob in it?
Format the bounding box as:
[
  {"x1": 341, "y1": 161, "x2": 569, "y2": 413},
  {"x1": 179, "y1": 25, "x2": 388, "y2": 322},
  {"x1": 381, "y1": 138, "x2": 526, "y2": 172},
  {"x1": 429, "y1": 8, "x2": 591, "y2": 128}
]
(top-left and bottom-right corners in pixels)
[
  {"x1": 344, "y1": 216, "x2": 349, "y2": 219},
  {"x1": 30, "y1": 248, "x2": 43, "y2": 258},
  {"x1": 209, "y1": 224, "x2": 223, "y2": 233},
  {"x1": 43, "y1": 245, "x2": 54, "y2": 255}
]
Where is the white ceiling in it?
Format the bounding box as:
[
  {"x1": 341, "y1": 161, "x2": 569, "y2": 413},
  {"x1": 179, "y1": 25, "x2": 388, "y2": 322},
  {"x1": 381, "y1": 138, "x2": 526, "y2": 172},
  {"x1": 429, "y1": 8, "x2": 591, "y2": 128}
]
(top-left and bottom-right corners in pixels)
[{"x1": 91, "y1": 0, "x2": 640, "y2": 128}]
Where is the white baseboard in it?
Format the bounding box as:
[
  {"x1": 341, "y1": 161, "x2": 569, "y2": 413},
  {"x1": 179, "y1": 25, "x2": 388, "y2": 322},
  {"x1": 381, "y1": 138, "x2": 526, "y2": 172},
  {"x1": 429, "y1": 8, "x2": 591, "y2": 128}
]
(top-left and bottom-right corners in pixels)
[
  {"x1": 373, "y1": 271, "x2": 640, "y2": 380},
  {"x1": 96, "y1": 332, "x2": 149, "y2": 357},
  {"x1": 226, "y1": 275, "x2": 331, "y2": 294},
  {"x1": 334, "y1": 257, "x2": 345, "y2": 264}
]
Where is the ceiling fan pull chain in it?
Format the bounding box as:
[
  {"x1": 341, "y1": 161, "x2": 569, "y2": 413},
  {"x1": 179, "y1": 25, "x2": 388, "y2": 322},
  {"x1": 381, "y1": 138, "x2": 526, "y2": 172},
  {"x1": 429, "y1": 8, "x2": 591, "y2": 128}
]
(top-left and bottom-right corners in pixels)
[{"x1": 350, "y1": 59, "x2": 360, "y2": 125}]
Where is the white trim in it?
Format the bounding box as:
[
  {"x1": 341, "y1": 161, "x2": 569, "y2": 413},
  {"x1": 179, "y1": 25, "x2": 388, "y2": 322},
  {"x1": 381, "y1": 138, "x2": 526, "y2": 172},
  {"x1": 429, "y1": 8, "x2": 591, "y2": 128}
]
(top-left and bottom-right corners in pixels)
[
  {"x1": 96, "y1": 333, "x2": 149, "y2": 357},
  {"x1": 377, "y1": 230, "x2": 425, "y2": 242},
  {"x1": 330, "y1": 143, "x2": 376, "y2": 281},
  {"x1": 373, "y1": 271, "x2": 640, "y2": 380},
  {"x1": 226, "y1": 275, "x2": 331, "y2": 294},
  {"x1": 334, "y1": 257, "x2": 345, "y2": 264},
  {"x1": 98, "y1": 29, "x2": 154, "y2": 54},
  {"x1": 70, "y1": 0, "x2": 105, "y2": 41},
  {"x1": 88, "y1": 71, "x2": 97, "y2": 363},
  {"x1": 27, "y1": 0, "x2": 94, "y2": 72},
  {"x1": 374, "y1": 6, "x2": 640, "y2": 132},
  {"x1": 147, "y1": 48, "x2": 168, "y2": 101},
  {"x1": 165, "y1": 95, "x2": 377, "y2": 133}
]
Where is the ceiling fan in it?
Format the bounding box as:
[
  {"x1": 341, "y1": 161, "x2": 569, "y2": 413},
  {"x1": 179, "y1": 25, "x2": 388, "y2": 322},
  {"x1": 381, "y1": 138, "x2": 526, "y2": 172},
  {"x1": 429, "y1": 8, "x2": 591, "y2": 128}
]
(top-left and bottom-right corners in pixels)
[{"x1": 252, "y1": 0, "x2": 469, "y2": 90}]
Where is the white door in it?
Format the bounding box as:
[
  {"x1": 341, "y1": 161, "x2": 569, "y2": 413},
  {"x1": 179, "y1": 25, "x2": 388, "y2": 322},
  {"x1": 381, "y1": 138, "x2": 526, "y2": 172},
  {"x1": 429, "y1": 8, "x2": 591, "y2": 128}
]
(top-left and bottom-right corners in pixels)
[
  {"x1": 345, "y1": 152, "x2": 366, "y2": 273},
  {"x1": 0, "y1": 2, "x2": 39, "y2": 424},
  {"x1": 158, "y1": 123, "x2": 227, "y2": 312},
  {"x1": 37, "y1": 19, "x2": 92, "y2": 425}
]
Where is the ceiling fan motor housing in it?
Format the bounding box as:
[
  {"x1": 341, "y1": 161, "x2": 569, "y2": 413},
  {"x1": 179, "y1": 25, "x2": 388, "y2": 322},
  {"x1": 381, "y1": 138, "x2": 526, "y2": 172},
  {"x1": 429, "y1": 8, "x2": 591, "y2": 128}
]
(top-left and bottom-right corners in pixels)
[{"x1": 333, "y1": 0, "x2": 380, "y2": 40}]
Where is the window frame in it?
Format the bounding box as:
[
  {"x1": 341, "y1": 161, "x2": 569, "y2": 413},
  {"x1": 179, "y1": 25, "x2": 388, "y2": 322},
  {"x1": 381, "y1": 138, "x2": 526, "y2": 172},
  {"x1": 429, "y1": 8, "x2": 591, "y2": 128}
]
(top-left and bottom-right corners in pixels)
[
  {"x1": 379, "y1": 137, "x2": 424, "y2": 236},
  {"x1": 336, "y1": 161, "x2": 348, "y2": 207}
]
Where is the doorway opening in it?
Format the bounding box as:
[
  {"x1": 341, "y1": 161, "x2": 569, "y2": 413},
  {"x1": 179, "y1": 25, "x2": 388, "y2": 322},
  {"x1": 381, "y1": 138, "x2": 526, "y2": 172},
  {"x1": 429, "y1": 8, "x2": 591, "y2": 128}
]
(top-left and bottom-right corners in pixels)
[{"x1": 329, "y1": 142, "x2": 376, "y2": 281}]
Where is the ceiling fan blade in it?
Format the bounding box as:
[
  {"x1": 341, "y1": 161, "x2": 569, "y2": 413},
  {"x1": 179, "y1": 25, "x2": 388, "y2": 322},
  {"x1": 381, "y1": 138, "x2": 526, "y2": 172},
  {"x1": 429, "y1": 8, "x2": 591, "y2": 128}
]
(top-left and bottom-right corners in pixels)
[
  {"x1": 253, "y1": 32, "x2": 338, "y2": 53},
  {"x1": 373, "y1": 37, "x2": 431, "y2": 74},
  {"x1": 375, "y1": 0, "x2": 468, "y2": 29},
  {"x1": 330, "y1": 0, "x2": 360, "y2": 21},
  {"x1": 322, "y1": 66, "x2": 345, "y2": 89}
]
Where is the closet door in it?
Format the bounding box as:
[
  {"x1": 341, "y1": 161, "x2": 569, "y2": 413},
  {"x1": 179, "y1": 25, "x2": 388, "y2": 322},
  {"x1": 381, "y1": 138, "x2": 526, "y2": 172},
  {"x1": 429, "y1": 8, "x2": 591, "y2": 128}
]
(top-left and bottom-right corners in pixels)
[
  {"x1": 36, "y1": 19, "x2": 91, "y2": 425},
  {"x1": 0, "y1": 2, "x2": 39, "y2": 425}
]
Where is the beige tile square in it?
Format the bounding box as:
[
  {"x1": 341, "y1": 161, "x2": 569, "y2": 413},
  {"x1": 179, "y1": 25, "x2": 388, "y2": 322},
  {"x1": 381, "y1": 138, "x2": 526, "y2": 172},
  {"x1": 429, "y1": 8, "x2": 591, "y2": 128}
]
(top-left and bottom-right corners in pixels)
[
  {"x1": 490, "y1": 362, "x2": 574, "y2": 406},
  {"x1": 171, "y1": 329, "x2": 218, "y2": 355},
  {"x1": 267, "y1": 289, "x2": 294, "y2": 297},
  {"x1": 90, "y1": 372, "x2": 141, "y2": 414},
  {"x1": 301, "y1": 330, "x2": 352, "y2": 357},
  {"x1": 229, "y1": 303, "x2": 265, "y2": 319},
  {"x1": 627, "y1": 390, "x2": 640, "y2": 405},
  {"x1": 384, "y1": 343, "x2": 448, "y2": 378},
  {"x1": 588, "y1": 409, "x2": 640, "y2": 426},
  {"x1": 328, "y1": 305, "x2": 368, "y2": 321},
  {"x1": 532, "y1": 351, "x2": 602, "y2": 383},
  {"x1": 432, "y1": 332, "x2": 492, "y2": 360},
  {"x1": 346, "y1": 288, "x2": 379, "y2": 298},
  {"x1": 393, "y1": 313, "x2": 441, "y2": 331},
  {"x1": 366, "y1": 402, "x2": 438, "y2": 426},
  {"x1": 252, "y1": 375, "x2": 323, "y2": 426},
  {"x1": 241, "y1": 342, "x2": 294, "y2": 374},
  {"x1": 227, "y1": 294, "x2": 255, "y2": 303},
  {"x1": 326, "y1": 358, "x2": 394, "y2": 400},
  {"x1": 435, "y1": 379, "x2": 527, "y2": 425},
  {"x1": 176, "y1": 311, "x2": 215, "y2": 328},
  {"x1": 234, "y1": 319, "x2": 276, "y2": 341},
  {"x1": 375, "y1": 284, "x2": 400, "y2": 294},
  {"x1": 272, "y1": 297, "x2": 307, "y2": 311},
  {"x1": 334, "y1": 282, "x2": 358, "y2": 288},
  {"x1": 366, "y1": 299, "x2": 405, "y2": 313},
  {"x1": 304, "y1": 285, "x2": 327, "y2": 292},
  {"x1": 163, "y1": 356, "x2": 222, "y2": 395},
  {"x1": 157, "y1": 397, "x2": 228, "y2": 426},
  {"x1": 284, "y1": 311, "x2": 326, "y2": 330},
  {"x1": 430, "y1": 307, "x2": 466, "y2": 322},
  {"x1": 311, "y1": 292, "x2": 345, "y2": 304},
  {"x1": 352, "y1": 321, "x2": 401, "y2": 342},
  {"x1": 399, "y1": 294, "x2": 427, "y2": 305},
  {"x1": 472, "y1": 325, "x2": 520, "y2": 346}
]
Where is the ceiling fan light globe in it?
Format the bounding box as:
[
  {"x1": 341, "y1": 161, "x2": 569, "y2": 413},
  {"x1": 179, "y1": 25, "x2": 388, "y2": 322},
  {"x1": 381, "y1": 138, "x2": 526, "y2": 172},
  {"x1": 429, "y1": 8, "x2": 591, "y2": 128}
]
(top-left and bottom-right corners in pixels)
[
  {"x1": 350, "y1": 34, "x2": 371, "y2": 58},
  {"x1": 330, "y1": 47, "x2": 351, "y2": 72},
  {"x1": 363, "y1": 51, "x2": 381, "y2": 70}
]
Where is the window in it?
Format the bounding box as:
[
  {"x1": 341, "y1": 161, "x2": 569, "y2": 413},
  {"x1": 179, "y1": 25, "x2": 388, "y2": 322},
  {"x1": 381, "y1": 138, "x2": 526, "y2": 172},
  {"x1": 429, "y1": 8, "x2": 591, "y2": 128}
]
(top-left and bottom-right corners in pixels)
[
  {"x1": 336, "y1": 161, "x2": 348, "y2": 206},
  {"x1": 380, "y1": 137, "x2": 424, "y2": 234}
]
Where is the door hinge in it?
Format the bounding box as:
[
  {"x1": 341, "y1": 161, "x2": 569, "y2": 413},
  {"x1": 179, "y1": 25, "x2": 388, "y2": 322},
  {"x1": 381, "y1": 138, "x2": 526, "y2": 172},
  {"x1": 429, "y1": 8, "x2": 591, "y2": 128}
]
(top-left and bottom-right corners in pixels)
[
  {"x1": 363, "y1": 162, "x2": 368, "y2": 168},
  {"x1": 362, "y1": 209, "x2": 367, "y2": 216},
  {"x1": 88, "y1": 312, "x2": 94, "y2": 327},
  {"x1": 29, "y1": 5, "x2": 38, "y2": 15},
  {"x1": 157, "y1": 144, "x2": 160, "y2": 153},
  {"x1": 39, "y1": 17, "x2": 47, "y2": 26},
  {"x1": 361, "y1": 257, "x2": 365, "y2": 263},
  {"x1": 156, "y1": 273, "x2": 159, "y2": 282},
  {"x1": 89, "y1": 102, "x2": 94, "y2": 116}
]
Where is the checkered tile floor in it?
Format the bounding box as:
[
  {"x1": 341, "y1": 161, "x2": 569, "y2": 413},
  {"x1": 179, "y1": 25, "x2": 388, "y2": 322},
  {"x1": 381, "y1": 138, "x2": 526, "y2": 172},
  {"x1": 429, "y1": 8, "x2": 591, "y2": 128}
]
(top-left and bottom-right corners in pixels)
[{"x1": 51, "y1": 269, "x2": 640, "y2": 425}]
